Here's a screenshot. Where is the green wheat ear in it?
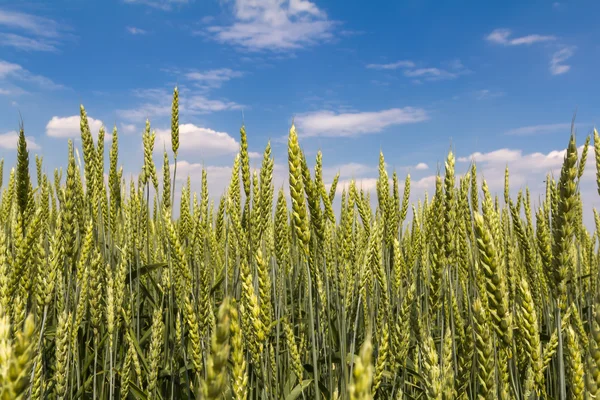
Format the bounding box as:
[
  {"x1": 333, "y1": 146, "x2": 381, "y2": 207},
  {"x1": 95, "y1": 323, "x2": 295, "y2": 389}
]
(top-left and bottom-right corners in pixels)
[
  {"x1": 16, "y1": 125, "x2": 31, "y2": 222},
  {"x1": 2, "y1": 87, "x2": 598, "y2": 400}
]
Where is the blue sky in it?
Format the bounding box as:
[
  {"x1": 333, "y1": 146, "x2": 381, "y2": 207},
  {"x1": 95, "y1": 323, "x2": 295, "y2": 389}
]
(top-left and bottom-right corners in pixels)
[{"x1": 0, "y1": 0, "x2": 599, "y2": 220}]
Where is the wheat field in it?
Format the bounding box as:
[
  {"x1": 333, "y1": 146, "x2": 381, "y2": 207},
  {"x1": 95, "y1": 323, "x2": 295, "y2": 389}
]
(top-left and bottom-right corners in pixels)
[{"x1": 0, "y1": 87, "x2": 599, "y2": 399}]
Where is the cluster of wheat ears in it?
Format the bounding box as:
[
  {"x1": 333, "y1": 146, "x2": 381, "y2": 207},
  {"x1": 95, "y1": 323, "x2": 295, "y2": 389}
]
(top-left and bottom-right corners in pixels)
[{"x1": 0, "y1": 87, "x2": 599, "y2": 400}]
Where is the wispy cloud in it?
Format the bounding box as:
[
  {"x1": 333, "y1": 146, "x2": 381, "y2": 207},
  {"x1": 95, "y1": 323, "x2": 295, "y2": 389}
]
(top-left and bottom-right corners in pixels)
[
  {"x1": 474, "y1": 89, "x2": 505, "y2": 100},
  {"x1": 186, "y1": 95, "x2": 242, "y2": 113},
  {"x1": 126, "y1": 26, "x2": 147, "y2": 35},
  {"x1": 0, "y1": 32, "x2": 58, "y2": 51},
  {"x1": 124, "y1": 0, "x2": 189, "y2": 11},
  {"x1": 366, "y1": 60, "x2": 415, "y2": 70},
  {"x1": 485, "y1": 28, "x2": 574, "y2": 76},
  {"x1": 0, "y1": 59, "x2": 63, "y2": 90},
  {"x1": 0, "y1": 9, "x2": 62, "y2": 37},
  {"x1": 184, "y1": 68, "x2": 244, "y2": 89},
  {"x1": 0, "y1": 130, "x2": 40, "y2": 150},
  {"x1": 504, "y1": 123, "x2": 573, "y2": 136},
  {"x1": 404, "y1": 67, "x2": 460, "y2": 80},
  {"x1": 367, "y1": 59, "x2": 469, "y2": 81},
  {"x1": 0, "y1": 8, "x2": 69, "y2": 52},
  {"x1": 550, "y1": 46, "x2": 575, "y2": 75},
  {"x1": 295, "y1": 107, "x2": 428, "y2": 137},
  {"x1": 206, "y1": 0, "x2": 336, "y2": 51},
  {"x1": 485, "y1": 28, "x2": 556, "y2": 46},
  {"x1": 117, "y1": 87, "x2": 242, "y2": 121}
]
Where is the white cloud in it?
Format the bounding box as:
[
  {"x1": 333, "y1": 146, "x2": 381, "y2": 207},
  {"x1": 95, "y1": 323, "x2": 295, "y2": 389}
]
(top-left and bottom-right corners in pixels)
[
  {"x1": 457, "y1": 144, "x2": 595, "y2": 190},
  {"x1": 404, "y1": 67, "x2": 459, "y2": 80},
  {"x1": 118, "y1": 88, "x2": 242, "y2": 121},
  {"x1": 118, "y1": 89, "x2": 175, "y2": 120},
  {"x1": 475, "y1": 89, "x2": 504, "y2": 100},
  {"x1": 322, "y1": 162, "x2": 375, "y2": 181},
  {"x1": 295, "y1": 107, "x2": 429, "y2": 137},
  {"x1": 330, "y1": 174, "x2": 436, "y2": 198},
  {"x1": 486, "y1": 28, "x2": 556, "y2": 46},
  {"x1": 0, "y1": 130, "x2": 40, "y2": 150},
  {"x1": 0, "y1": 9, "x2": 68, "y2": 52},
  {"x1": 367, "y1": 59, "x2": 469, "y2": 81},
  {"x1": 0, "y1": 33, "x2": 58, "y2": 51},
  {"x1": 126, "y1": 26, "x2": 147, "y2": 35},
  {"x1": 0, "y1": 88, "x2": 9, "y2": 95},
  {"x1": 165, "y1": 161, "x2": 234, "y2": 202},
  {"x1": 550, "y1": 46, "x2": 575, "y2": 75},
  {"x1": 154, "y1": 123, "x2": 240, "y2": 156},
  {"x1": 46, "y1": 115, "x2": 111, "y2": 141},
  {"x1": 186, "y1": 95, "x2": 242, "y2": 113},
  {"x1": 366, "y1": 60, "x2": 415, "y2": 70},
  {"x1": 117, "y1": 104, "x2": 171, "y2": 121},
  {"x1": 121, "y1": 123, "x2": 137, "y2": 134},
  {"x1": 206, "y1": 0, "x2": 336, "y2": 51},
  {"x1": 0, "y1": 9, "x2": 62, "y2": 38},
  {"x1": 171, "y1": 161, "x2": 232, "y2": 181},
  {"x1": 415, "y1": 162, "x2": 428, "y2": 170},
  {"x1": 504, "y1": 123, "x2": 573, "y2": 136},
  {"x1": 457, "y1": 142, "x2": 600, "y2": 231},
  {"x1": 168, "y1": 158, "x2": 289, "y2": 203},
  {"x1": 124, "y1": 0, "x2": 189, "y2": 10},
  {"x1": 0, "y1": 59, "x2": 63, "y2": 90},
  {"x1": 185, "y1": 68, "x2": 243, "y2": 88},
  {"x1": 0, "y1": 60, "x2": 21, "y2": 78}
]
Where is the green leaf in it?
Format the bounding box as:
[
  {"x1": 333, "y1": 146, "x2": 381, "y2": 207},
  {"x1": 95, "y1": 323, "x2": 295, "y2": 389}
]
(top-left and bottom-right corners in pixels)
[
  {"x1": 127, "y1": 262, "x2": 167, "y2": 283},
  {"x1": 129, "y1": 381, "x2": 150, "y2": 400},
  {"x1": 285, "y1": 379, "x2": 313, "y2": 400}
]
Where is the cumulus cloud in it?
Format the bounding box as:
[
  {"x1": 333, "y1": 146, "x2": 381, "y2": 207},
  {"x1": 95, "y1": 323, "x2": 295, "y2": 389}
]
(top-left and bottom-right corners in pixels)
[
  {"x1": 0, "y1": 130, "x2": 40, "y2": 150},
  {"x1": 46, "y1": 115, "x2": 110, "y2": 141},
  {"x1": 458, "y1": 142, "x2": 599, "y2": 230},
  {"x1": 167, "y1": 157, "x2": 289, "y2": 206},
  {"x1": 415, "y1": 162, "x2": 429, "y2": 170},
  {"x1": 295, "y1": 107, "x2": 428, "y2": 137},
  {"x1": 457, "y1": 144, "x2": 595, "y2": 191},
  {"x1": 206, "y1": 0, "x2": 336, "y2": 51},
  {"x1": 329, "y1": 173, "x2": 437, "y2": 200},
  {"x1": 485, "y1": 28, "x2": 555, "y2": 46},
  {"x1": 154, "y1": 123, "x2": 240, "y2": 156}
]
